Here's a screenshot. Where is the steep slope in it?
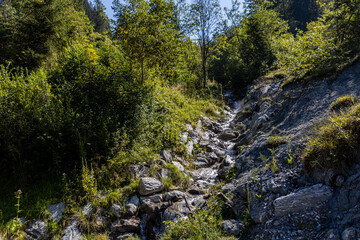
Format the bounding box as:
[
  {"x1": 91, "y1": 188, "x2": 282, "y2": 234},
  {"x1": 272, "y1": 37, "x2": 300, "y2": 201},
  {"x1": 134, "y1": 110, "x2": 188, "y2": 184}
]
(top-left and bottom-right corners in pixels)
[{"x1": 221, "y1": 61, "x2": 360, "y2": 239}]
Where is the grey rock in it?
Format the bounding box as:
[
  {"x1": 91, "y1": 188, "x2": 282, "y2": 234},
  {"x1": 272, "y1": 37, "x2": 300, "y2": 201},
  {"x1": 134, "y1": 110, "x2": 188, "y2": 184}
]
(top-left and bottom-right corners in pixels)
[
  {"x1": 126, "y1": 195, "x2": 140, "y2": 207},
  {"x1": 273, "y1": 184, "x2": 333, "y2": 216},
  {"x1": 181, "y1": 132, "x2": 189, "y2": 144},
  {"x1": 208, "y1": 152, "x2": 218, "y2": 161},
  {"x1": 48, "y1": 202, "x2": 65, "y2": 223},
  {"x1": 253, "y1": 114, "x2": 269, "y2": 129},
  {"x1": 223, "y1": 155, "x2": 234, "y2": 167},
  {"x1": 141, "y1": 194, "x2": 163, "y2": 203},
  {"x1": 222, "y1": 220, "x2": 244, "y2": 236},
  {"x1": 125, "y1": 203, "x2": 137, "y2": 216},
  {"x1": 163, "y1": 200, "x2": 190, "y2": 222},
  {"x1": 186, "y1": 141, "x2": 194, "y2": 155},
  {"x1": 199, "y1": 140, "x2": 210, "y2": 148},
  {"x1": 250, "y1": 200, "x2": 267, "y2": 224},
  {"x1": 185, "y1": 124, "x2": 193, "y2": 132},
  {"x1": 218, "y1": 130, "x2": 237, "y2": 141},
  {"x1": 62, "y1": 221, "x2": 82, "y2": 240},
  {"x1": 111, "y1": 204, "x2": 123, "y2": 218},
  {"x1": 160, "y1": 150, "x2": 173, "y2": 162},
  {"x1": 111, "y1": 217, "x2": 140, "y2": 233},
  {"x1": 26, "y1": 220, "x2": 47, "y2": 239},
  {"x1": 164, "y1": 190, "x2": 186, "y2": 202},
  {"x1": 323, "y1": 229, "x2": 340, "y2": 240},
  {"x1": 157, "y1": 168, "x2": 170, "y2": 179},
  {"x1": 81, "y1": 202, "x2": 93, "y2": 218},
  {"x1": 336, "y1": 175, "x2": 345, "y2": 187},
  {"x1": 115, "y1": 233, "x2": 140, "y2": 240},
  {"x1": 265, "y1": 178, "x2": 287, "y2": 194},
  {"x1": 218, "y1": 166, "x2": 231, "y2": 179},
  {"x1": 342, "y1": 227, "x2": 360, "y2": 240},
  {"x1": 259, "y1": 101, "x2": 271, "y2": 112},
  {"x1": 139, "y1": 177, "x2": 164, "y2": 196},
  {"x1": 172, "y1": 161, "x2": 185, "y2": 171},
  {"x1": 193, "y1": 157, "x2": 210, "y2": 168},
  {"x1": 129, "y1": 165, "x2": 150, "y2": 179}
]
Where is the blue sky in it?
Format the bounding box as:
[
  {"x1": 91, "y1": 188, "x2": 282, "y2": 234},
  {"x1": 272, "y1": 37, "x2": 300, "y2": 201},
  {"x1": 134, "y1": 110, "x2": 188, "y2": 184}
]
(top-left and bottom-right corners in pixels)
[{"x1": 100, "y1": 0, "x2": 241, "y2": 20}]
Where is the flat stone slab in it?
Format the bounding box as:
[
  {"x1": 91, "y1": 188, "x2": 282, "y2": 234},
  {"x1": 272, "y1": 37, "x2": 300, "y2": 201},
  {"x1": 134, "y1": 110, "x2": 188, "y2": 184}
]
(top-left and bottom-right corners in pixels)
[
  {"x1": 273, "y1": 184, "x2": 333, "y2": 216},
  {"x1": 139, "y1": 177, "x2": 164, "y2": 196}
]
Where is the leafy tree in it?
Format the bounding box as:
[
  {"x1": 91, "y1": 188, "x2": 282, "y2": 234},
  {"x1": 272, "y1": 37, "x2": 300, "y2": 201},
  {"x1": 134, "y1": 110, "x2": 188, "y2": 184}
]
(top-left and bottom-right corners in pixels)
[
  {"x1": 188, "y1": 0, "x2": 222, "y2": 87},
  {"x1": 0, "y1": 0, "x2": 91, "y2": 70},
  {"x1": 113, "y1": 0, "x2": 181, "y2": 82},
  {"x1": 83, "y1": 0, "x2": 109, "y2": 33},
  {"x1": 210, "y1": 0, "x2": 287, "y2": 91}
]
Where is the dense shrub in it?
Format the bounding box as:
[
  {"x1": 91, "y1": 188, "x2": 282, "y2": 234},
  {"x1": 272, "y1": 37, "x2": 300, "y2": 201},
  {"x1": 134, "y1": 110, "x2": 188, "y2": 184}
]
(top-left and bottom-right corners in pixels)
[
  {"x1": 50, "y1": 38, "x2": 151, "y2": 160},
  {"x1": 0, "y1": 66, "x2": 63, "y2": 184}
]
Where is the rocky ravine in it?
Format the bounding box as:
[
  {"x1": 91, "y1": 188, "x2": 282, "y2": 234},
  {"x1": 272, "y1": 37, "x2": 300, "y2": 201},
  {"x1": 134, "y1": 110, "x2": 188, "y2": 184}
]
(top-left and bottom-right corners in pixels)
[{"x1": 25, "y1": 62, "x2": 360, "y2": 240}]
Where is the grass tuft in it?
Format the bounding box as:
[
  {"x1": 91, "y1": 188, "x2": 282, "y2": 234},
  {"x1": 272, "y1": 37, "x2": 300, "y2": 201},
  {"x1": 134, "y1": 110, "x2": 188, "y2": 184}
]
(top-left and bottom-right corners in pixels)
[
  {"x1": 302, "y1": 103, "x2": 360, "y2": 172},
  {"x1": 330, "y1": 95, "x2": 355, "y2": 111}
]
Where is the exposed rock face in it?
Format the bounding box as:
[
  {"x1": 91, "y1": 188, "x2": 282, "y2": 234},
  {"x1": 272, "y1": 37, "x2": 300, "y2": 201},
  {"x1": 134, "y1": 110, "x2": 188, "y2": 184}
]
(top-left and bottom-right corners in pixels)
[
  {"x1": 139, "y1": 177, "x2": 164, "y2": 196},
  {"x1": 48, "y1": 202, "x2": 65, "y2": 223},
  {"x1": 273, "y1": 184, "x2": 333, "y2": 216}
]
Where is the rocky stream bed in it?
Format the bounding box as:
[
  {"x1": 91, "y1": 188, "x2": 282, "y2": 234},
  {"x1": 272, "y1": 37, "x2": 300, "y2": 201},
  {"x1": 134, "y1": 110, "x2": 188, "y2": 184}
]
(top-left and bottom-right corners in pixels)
[{"x1": 24, "y1": 62, "x2": 360, "y2": 240}]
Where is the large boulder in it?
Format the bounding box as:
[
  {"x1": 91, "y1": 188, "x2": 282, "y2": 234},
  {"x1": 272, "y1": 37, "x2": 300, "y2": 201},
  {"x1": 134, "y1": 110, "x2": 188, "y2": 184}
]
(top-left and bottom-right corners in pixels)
[
  {"x1": 273, "y1": 184, "x2": 333, "y2": 216},
  {"x1": 139, "y1": 177, "x2": 164, "y2": 196}
]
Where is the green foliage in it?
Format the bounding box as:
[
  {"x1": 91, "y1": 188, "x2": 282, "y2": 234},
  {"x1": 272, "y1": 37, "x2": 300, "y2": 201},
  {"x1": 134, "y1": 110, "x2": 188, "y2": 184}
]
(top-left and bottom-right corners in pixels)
[
  {"x1": 0, "y1": 0, "x2": 91, "y2": 70},
  {"x1": 166, "y1": 163, "x2": 191, "y2": 189},
  {"x1": 81, "y1": 161, "x2": 97, "y2": 200},
  {"x1": 0, "y1": 66, "x2": 63, "y2": 184},
  {"x1": 274, "y1": 21, "x2": 344, "y2": 79},
  {"x1": 210, "y1": 0, "x2": 287, "y2": 90},
  {"x1": 113, "y1": 0, "x2": 182, "y2": 82},
  {"x1": 330, "y1": 95, "x2": 355, "y2": 111},
  {"x1": 302, "y1": 103, "x2": 360, "y2": 172},
  {"x1": 269, "y1": 148, "x2": 279, "y2": 174},
  {"x1": 162, "y1": 197, "x2": 237, "y2": 240},
  {"x1": 267, "y1": 135, "x2": 289, "y2": 148}
]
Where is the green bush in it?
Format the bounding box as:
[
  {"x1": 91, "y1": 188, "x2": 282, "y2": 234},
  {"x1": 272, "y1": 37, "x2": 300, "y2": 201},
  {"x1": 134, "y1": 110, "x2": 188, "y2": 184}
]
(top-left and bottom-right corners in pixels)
[
  {"x1": 0, "y1": 66, "x2": 63, "y2": 184},
  {"x1": 330, "y1": 95, "x2": 355, "y2": 111},
  {"x1": 267, "y1": 135, "x2": 289, "y2": 148},
  {"x1": 50, "y1": 38, "x2": 151, "y2": 161},
  {"x1": 162, "y1": 198, "x2": 237, "y2": 240}
]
